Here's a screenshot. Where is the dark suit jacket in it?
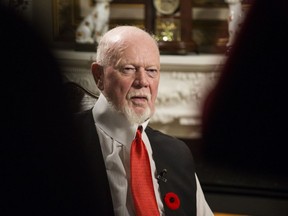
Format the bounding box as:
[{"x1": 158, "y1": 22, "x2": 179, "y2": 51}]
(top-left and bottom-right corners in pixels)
[{"x1": 74, "y1": 109, "x2": 197, "y2": 216}]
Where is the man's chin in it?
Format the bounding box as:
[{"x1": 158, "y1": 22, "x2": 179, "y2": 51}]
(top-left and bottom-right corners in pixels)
[
  {"x1": 124, "y1": 106, "x2": 152, "y2": 124},
  {"x1": 132, "y1": 106, "x2": 148, "y2": 114}
]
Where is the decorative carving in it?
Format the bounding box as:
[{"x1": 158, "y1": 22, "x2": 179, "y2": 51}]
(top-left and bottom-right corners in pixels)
[
  {"x1": 62, "y1": 67, "x2": 220, "y2": 138},
  {"x1": 151, "y1": 71, "x2": 219, "y2": 125},
  {"x1": 57, "y1": 50, "x2": 224, "y2": 138}
]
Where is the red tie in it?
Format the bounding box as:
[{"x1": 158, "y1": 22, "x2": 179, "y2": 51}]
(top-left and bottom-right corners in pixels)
[{"x1": 130, "y1": 127, "x2": 160, "y2": 216}]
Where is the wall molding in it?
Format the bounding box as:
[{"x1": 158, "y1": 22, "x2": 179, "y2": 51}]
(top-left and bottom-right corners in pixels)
[{"x1": 55, "y1": 50, "x2": 225, "y2": 138}]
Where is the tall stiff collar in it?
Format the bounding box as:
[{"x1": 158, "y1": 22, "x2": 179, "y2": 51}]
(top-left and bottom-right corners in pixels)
[{"x1": 92, "y1": 94, "x2": 149, "y2": 145}]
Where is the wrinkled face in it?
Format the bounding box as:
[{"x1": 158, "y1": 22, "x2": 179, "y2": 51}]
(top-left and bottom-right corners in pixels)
[{"x1": 92, "y1": 37, "x2": 160, "y2": 124}]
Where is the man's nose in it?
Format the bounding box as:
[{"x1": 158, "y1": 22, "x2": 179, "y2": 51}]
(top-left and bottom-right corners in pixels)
[{"x1": 134, "y1": 68, "x2": 149, "y2": 87}]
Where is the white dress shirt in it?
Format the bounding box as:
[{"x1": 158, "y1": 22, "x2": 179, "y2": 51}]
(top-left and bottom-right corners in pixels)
[{"x1": 92, "y1": 94, "x2": 214, "y2": 216}]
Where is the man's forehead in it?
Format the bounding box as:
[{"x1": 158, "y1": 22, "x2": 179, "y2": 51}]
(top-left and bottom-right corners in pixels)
[{"x1": 115, "y1": 53, "x2": 160, "y2": 67}]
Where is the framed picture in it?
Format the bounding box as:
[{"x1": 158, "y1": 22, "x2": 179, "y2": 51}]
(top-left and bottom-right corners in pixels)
[
  {"x1": 52, "y1": 0, "x2": 78, "y2": 48},
  {"x1": 192, "y1": 0, "x2": 229, "y2": 54},
  {"x1": 193, "y1": 20, "x2": 228, "y2": 54}
]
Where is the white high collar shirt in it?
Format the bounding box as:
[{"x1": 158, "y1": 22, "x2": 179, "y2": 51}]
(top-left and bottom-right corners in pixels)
[{"x1": 92, "y1": 94, "x2": 214, "y2": 216}]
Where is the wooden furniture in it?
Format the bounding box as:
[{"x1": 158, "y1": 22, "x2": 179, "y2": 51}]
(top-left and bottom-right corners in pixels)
[{"x1": 112, "y1": 0, "x2": 196, "y2": 54}]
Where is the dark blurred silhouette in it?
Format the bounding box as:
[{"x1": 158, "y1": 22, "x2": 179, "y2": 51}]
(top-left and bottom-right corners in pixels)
[
  {"x1": 0, "y1": 4, "x2": 100, "y2": 215},
  {"x1": 201, "y1": 0, "x2": 288, "y2": 178}
]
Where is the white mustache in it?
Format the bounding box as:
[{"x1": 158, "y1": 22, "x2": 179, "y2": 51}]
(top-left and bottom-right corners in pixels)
[{"x1": 127, "y1": 91, "x2": 151, "y2": 101}]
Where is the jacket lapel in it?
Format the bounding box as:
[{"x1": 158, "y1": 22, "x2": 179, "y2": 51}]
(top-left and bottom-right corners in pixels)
[
  {"x1": 74, "y1": 109, "x2": 115, "y2": 216},
  {"x1": 146, "y1": 126, "x2": 196, "y2": 216}
]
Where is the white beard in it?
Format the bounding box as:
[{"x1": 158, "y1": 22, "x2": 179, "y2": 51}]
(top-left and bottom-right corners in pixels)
[
  {"x1": 123, "y1": 105, "x2": 151, "y2": 124},
  {"x1": 106, "y1": 98, "x2": 152, "y2": 125}
]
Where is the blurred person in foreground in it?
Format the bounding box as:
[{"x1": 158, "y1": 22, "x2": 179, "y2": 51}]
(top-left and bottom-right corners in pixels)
[
  {"x1": 74, "y1": 25, "x2": 214, "y2": 216},
  {"x1": 0, "y1": 4, "x2": 99, "y2": 215},
  {"x1": 201, "y1": 0, "x2": 288, "y2": 178}
]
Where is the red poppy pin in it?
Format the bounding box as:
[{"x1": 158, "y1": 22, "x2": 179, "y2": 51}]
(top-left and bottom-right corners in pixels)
[{"x1": 164, "y1": 192, "x2": 180, "y2": 210}]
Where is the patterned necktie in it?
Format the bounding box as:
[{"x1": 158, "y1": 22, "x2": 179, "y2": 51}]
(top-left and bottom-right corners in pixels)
[{"x1": 130, "y1": 127, "x2": 160, "y2": 216}]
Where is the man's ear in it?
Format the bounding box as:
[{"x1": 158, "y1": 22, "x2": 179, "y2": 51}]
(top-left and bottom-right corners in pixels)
[{"x1": 91, "y1": 62, "x2": 104, "y2": 91}]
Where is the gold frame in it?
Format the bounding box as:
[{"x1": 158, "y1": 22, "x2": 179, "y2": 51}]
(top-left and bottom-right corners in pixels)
[{"x1": 52, "y1": 0, "x2": 80, "y2": 42}]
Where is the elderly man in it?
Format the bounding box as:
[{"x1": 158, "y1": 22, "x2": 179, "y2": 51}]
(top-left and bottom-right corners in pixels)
[{"x1": 74, "y1": 25, "x2": 213, "y2": 216}]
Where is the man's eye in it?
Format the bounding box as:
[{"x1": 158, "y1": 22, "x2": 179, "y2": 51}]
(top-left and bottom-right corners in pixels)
[
  {"x1": 122, "y1": 67, "x2": 136, "y2": 74},
  {"x1": 146, "y1": 69, "x2": 158, "y2": 77}
]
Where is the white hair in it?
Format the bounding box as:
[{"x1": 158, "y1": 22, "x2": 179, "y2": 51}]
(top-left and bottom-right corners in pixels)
[{"x1": 96, "y1": 26, "x2": 159, "y2": 67}]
